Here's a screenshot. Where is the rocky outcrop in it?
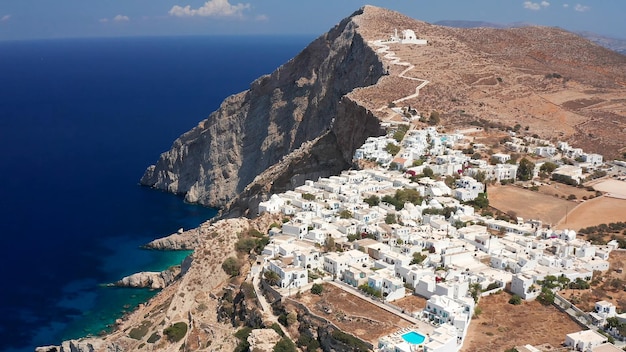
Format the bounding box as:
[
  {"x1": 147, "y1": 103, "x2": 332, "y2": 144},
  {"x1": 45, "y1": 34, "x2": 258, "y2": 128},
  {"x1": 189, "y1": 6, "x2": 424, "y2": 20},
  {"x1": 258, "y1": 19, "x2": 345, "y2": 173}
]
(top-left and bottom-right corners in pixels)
[
  {"x1": 143, "y1": 227, "x2": 202, "y2": 250},
  {"x1": 140, "y1": 7, "x2": 385, "y2": 215},
  {"x1": 36, "y1": 339, "x2": 123, "y2": 352},
  {"x1": 112, "y1": 265, "x2": 181, "y2": 289}
]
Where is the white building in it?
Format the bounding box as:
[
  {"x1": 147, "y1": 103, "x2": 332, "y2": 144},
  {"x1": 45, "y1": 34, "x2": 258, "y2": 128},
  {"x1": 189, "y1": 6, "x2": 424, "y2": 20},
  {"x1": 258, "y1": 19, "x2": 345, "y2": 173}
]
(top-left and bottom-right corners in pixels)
[
  {"x1": 267, "y1": 260, "x2": 308, "y2": 290},
  {"x1": 564, "y1": 330, "x2": 608, "y2": 352},
  {"x1": 510, "y1": 274, "x2": 540, "y2": 300},
  {"x1": 322, "y1": 249, "x2": 369, "y2": 277},
  {"x1": 423, "y1": 295, "x2": 474, "y2": 339}
]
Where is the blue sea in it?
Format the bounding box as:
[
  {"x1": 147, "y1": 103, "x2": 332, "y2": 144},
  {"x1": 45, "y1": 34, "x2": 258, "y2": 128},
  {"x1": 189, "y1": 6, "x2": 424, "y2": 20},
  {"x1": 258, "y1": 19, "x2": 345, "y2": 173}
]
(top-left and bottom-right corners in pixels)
[{"x1": 0, "y1": 35, "x2": 311, "y2": 351}]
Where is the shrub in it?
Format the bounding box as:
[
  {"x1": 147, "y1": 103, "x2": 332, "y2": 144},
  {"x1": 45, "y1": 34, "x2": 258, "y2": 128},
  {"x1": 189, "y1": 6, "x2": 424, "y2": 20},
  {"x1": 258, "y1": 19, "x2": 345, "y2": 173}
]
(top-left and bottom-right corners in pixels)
[
  {"x1": 358, "y1": 284, "x2": 382, "y2": 298},
  {"x1": 221, "y1": 257, "x2": 242, "y2": 276},
  {"x1": 339, "y1": 210, "x2": 353, "y2": 219},
  {"x1": 385, "y1": 143, "x2": 400, "y2": 155},
  {"x1": 297, "y1": 333, "x2": 320, "y2": 351},
  {"x1": 302, "y1": 193, "x2": 316, "y2": 201},
  {"x1": 271, "y1": 322, "x2": 285, "y2": 337},
  {"x1": 234, "y1": 327, "x2": 252, "y2": 352},
  {"x1": 273, "y1": 337, "x2": 297, "y2": 352},
  {"x1": 311, "y1": 283, "x2": 323, "y2": 295},
  {"x1": 128, "y1": 320, "x2": 152, "y2": 340},
  {"x1": 508, "y1": 295, "x2": 522, "y2": 305},
  {"x1": 163, "y1": 322, "x2": 188, "y2": 343},
  {"x1": 235, "y1": 237, "x2": 257, "y2": 253},
  {"x1": 486, "y1": 282, "x2": 501, "y2": 291},
  {"x1": 147, "y1": 332, "x2": 160, "y2": 343},
  {"x1": 331, "y1": 330, "x2": 370, "y2": 352},
  {"x1": 363, "y1": 195, "x2": 380, "y2": 206}
]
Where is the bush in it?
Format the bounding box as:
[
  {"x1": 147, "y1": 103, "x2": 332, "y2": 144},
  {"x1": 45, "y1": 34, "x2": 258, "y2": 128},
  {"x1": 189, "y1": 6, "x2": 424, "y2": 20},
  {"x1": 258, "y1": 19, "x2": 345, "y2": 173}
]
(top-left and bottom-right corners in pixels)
[
  {"x1": 234, "y1": 327, "x2": 252, "y2": 352},
  {"x1": 163, "y1": 322, "x2": 188, "y2": 343},
  {"x1": 297, "y1": 333, "x2": 320, "y2": 351},
  {"x1": 128, "y1": 320, "x2": 152, "y2": 340},
  {"x1": 311, "y1": 283, "x2": 323, "y2": 295},
  {"x1": 273, "y1": 337, "x2": 297, "y2": 352},
  {"x1": 331, "y1": 330, "x2": 370, "y2": 352},
  {"x1": 385, "y1": 143, "x2": 400, "y2": 155},
  {"x1": 537, "y1": 288, "x2": 555, "y2": 306},
  {"x1": 508, "y1": 295, "x2": 522, "y2": 305},
  {"x1": 221, "y1": 257, "x2": 242, "y2": 277},
  {"x1": 358, "y1": 284, "x2": 382, "y2": 298},
  {"x1": 147, "y1": 332, "x2": 160, "y2": 343},
  {"x1": 486, "y1": 282, "x2": 501, "y2": 291},
  {"x1": 271, "y1": 322, "x2": 285, "y2": 337},
  {"x1": 363, "y1": 195, "x2": 380, "y2": 207},
  {"x1": 235, "y1": 237, "x2": 257, "y2": 253},
  {"x1": 302, "y1": 193, "x2": 316, "y2": 201}
]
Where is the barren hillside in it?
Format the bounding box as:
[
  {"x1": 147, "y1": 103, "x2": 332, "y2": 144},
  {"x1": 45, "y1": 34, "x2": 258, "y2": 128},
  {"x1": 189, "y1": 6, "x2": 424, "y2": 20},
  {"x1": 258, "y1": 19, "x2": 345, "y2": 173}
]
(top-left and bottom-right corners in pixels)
[{"x1": 353, "y1": 6, "x2": 626, "y2": 158}]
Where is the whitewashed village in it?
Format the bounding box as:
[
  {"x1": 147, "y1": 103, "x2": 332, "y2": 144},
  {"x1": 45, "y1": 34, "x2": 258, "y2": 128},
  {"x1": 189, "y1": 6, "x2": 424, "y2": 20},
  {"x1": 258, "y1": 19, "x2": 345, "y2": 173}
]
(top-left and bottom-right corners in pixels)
[
  {"x1": 250, "y1": 118, "x2": 626, "y2": 352},
  {"x1": 224, "y1": 28, "x2": 626, "y2": 352}
]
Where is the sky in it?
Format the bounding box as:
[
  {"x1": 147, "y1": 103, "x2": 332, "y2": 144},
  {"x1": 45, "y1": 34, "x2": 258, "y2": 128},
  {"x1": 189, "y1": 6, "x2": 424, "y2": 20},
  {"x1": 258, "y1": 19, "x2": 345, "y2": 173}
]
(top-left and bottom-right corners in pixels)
[{"x1": 0, "y1": 0, "x2": 624, "y2": 41}]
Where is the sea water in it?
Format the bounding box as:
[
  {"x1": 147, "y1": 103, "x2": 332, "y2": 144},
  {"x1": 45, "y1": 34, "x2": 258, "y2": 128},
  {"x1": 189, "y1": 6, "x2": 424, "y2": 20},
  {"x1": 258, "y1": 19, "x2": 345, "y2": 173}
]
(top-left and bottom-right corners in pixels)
[{"x1": 0, "y1": 35, "x2": 311, "y2": 351}]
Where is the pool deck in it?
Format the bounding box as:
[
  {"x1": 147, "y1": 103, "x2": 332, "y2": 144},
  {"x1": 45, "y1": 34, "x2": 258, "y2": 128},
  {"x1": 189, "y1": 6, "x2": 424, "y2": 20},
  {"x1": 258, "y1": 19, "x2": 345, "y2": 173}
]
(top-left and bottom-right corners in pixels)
[{"x1": 381, "y1": 325, "x2": 436, "y2": 347}]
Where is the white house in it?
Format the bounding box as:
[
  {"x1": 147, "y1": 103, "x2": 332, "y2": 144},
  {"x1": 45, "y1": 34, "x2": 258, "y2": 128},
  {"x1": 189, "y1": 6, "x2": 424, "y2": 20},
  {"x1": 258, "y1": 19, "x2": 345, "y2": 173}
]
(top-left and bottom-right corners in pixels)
[
  {"x1": 322, "y1": 249, "x2": 369, "y2": 277},
  {"x1": 590, "y1": 300, "x2": 617, "y2": 326},
  {"x1": 564, "y1": 330, "x2": 608, "y2": 352},
  {"x1": 510, "y1": 273, "x2": 540, "y2": 300},
  {"x1": 423, "y1": 295, "x2": 474, "y2": 339},
  {"x1": 267, "y1": 260, "x2": 308, "y2": 290}
]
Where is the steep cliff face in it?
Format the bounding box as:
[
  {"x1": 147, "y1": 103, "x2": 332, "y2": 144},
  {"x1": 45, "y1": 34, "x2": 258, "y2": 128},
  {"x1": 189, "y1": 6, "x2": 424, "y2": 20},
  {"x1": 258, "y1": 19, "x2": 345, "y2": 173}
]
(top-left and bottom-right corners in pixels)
[{"x1": 140, "y1": 8, "x2": 385, "y2": 211}]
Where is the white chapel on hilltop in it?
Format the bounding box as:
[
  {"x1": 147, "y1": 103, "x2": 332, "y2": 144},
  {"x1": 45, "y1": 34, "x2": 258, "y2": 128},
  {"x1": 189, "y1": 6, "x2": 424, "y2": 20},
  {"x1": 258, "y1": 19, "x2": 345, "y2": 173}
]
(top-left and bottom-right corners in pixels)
[{"x1": 391, "y1": 29, "x2": 427, "y2": 45}]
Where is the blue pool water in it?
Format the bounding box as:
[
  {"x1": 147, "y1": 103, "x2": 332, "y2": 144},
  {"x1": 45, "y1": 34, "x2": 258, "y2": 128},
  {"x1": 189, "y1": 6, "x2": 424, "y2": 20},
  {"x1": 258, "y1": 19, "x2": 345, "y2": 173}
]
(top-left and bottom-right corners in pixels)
[{"x1": 401, "y1": 331, "x2": 426, "y2": 345}]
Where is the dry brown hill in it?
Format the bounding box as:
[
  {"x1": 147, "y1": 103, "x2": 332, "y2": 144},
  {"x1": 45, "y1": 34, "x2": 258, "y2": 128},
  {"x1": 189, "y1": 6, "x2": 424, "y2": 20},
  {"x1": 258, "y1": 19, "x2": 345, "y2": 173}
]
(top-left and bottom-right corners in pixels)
[{"x1": 353, "y1": 5, "x2": 626, "y2": 158}]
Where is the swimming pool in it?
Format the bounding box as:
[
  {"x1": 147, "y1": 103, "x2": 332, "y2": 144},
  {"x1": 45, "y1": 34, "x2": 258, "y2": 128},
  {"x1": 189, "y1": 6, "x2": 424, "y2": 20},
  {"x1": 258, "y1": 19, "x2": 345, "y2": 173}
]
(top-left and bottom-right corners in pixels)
[{"x1": 401, "y1": 331, "x2": 426, "y2": 345}]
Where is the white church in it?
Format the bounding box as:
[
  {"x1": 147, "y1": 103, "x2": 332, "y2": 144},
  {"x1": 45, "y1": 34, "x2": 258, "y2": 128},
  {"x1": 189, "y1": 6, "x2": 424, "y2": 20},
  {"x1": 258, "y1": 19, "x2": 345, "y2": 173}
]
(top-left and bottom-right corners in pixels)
[{"x1": 390, "y1": 29, "x2": 427, "y2": 45}]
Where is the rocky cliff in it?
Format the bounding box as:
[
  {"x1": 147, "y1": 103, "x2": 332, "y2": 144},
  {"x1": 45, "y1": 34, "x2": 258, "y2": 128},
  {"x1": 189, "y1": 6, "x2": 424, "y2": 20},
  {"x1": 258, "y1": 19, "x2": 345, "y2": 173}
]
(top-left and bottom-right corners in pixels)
[{"x1": 140, "y1": 7, "x2": 385, "y2": 216}]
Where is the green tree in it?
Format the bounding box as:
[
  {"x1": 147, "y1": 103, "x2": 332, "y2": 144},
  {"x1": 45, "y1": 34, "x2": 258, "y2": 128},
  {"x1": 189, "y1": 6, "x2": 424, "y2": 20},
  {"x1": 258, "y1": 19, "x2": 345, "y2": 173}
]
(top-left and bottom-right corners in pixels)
[
  {"x1": 385, "y1": 143, "x2": 400, "y2": 155},
  {"x1": 423, "y1": 167, "x2": 435, "y2": 179},
  {"x1": 273, "y1": 337, "x2": 297, "y2": 352},
  {"x1": 468, "y1": 192, "x2": 489, "y2": 209},
  {"x1": 339, "y1": 209, "x2": 353, "y2": 219},
  {"x1": 471, "y1": 152, "x2": 483, "y2": 160},
  {"x1": 429, "y1": 111, "x2": 441, "y2": 125},
  {"x1": 163, "y1": 322, "x2": 188, "y2": 343},
  {"x1": 302, "y1": 193, "x2": 316, "y2": 201},
  {"x1": 310, "y1": 283, "x2": 323, "y2": 295},
  {"x1": 474, "y1": 170, "x2": 487, "y2": 183},
  {"x1": 221, "y1": 257, "x2": 242, "y2": 277},
  {"x1": 385, "y1": 213, "x2": 397, "y2": 224},
  {"x1": 363, "y1": 195, "x2": 380, "y2": 207},
  {"x1": 325, "y1": 236, "x2": 336, "y2": 252},
  {"x1": 540, "y1": 162, "x2": 558, "y2": 173},
  {"x1": 537, "y1": 287, "x2": 555, "y2": 306},
  {"x1": 411, "y1": 252, "x2": 427, "y2": 265},
  {"x1": 358, "y1": 284, "x2": 382, "y2": 298},
  {"x1": 264, "y1": 270, "x2": 280, "y2": 286},
  {"x1": 517, "y1": 158, "x2": 535, "y2": 181},
  {"x1": 508, "y1": 295, "x2": 522, "y2": 305}
]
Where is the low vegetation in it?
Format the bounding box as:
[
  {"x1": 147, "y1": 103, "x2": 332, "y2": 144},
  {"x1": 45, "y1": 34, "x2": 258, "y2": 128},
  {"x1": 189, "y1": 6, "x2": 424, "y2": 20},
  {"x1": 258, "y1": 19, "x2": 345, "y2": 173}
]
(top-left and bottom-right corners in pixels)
[
  {"x1": 310, "y1": 283, "x2": 323, "y2": 295},
  {"x1": 163, "y1": 322, "x2": 188, "y2": 343},
  {"x1": 222, "y1": 257, "x2": 242, "y2": 276},
  {"x1": 331, "y1": 330, "x2": 370, "y2": 352}
]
